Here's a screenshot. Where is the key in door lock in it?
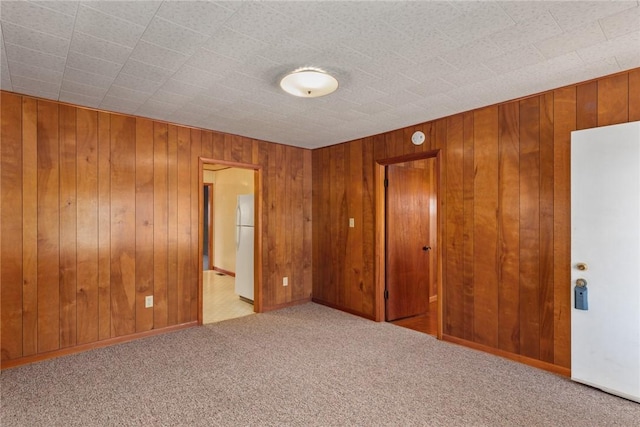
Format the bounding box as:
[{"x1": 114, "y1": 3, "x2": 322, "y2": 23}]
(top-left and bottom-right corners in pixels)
[{"x1": 575, "y1": 278, "x2": 588, "y2": 310}]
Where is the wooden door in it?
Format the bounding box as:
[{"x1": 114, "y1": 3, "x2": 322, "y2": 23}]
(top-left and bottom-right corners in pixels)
[{"x1": 385, "y1": 163, "x2": 431, "y2": 321}]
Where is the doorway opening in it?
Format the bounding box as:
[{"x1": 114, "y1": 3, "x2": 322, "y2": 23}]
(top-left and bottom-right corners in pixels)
[
  {"x1": 374, "y1": 151, "x2": 442, "y2": 338},
  {"x1": 199, "y1": 159, "x2": 262, "y2": 325}
]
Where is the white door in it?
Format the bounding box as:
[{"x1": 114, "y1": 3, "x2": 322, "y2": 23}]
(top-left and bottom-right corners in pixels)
[{"x1": 571, "y1": 121, "x2": 640, "y2": 403}]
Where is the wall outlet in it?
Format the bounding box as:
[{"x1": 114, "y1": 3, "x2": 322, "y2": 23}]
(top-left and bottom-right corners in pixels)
[
  {"x1": 349, "y1": 218, "x2": 355, "y2": 228},
  {"x1": 283, "y1": 277, "x2": 288, "y2": 287},
  {"x1": 145, "y1": 295, "x2": 153, "y2": 308}
]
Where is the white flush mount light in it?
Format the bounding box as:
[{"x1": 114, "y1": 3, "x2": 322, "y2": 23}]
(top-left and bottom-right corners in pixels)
[
  {"x1": 280, "y1": 67, "x2": 338, "y2": 98},
  {"x1": 411, "y1": 131, "x2": 425, "y2": 145}
]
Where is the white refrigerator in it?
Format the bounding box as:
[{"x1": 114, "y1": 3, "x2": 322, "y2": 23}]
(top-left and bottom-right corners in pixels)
[{"x1": 235, "y1": 194, "x2": 254, "y2": 302}]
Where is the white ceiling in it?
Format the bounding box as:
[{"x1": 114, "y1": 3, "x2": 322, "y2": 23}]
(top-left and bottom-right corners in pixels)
[{"x1": 1, "y1": 1, "x2": 639, "y2": 149}]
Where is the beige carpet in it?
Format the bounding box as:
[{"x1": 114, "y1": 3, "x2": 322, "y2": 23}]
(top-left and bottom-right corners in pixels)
[{"x1": 1, "y1": 303, "x2": 639, "y2": 426}]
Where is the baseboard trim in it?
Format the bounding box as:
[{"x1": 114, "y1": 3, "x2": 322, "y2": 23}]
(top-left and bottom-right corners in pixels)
[
  {"x1": 442, "y1": 334, "x2": 571, "y2": 377},
  {"x1": 1, "y1": 321, "x2": 198, "y2": 370},
  {"x1": 261, "y1": 298, "x2": 312, "y2": 313},
  {"x1": 212, "y1": 266, "x2": 235, "y2": 277},
  {"x1": 312, "y1": 298, "x2": 376, "y2": 321}
]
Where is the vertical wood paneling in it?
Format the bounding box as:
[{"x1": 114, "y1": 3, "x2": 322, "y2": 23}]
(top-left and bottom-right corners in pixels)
[
  {"x1": 1, "y1": 92, "x2": 23, "y2": 360},
  {"x1": 153, "y1": 122, "x2": 169, "y2": 329},
  {"x1": 166, "y1": 125, "x2": 178, "y2": 326},
  {"x1": 346, "y1": 139, "x2": 364, "y2": 311},
  {"x1": 576, "y1": 82, "x2": 597, "y2": 130},
  {"x1": 472, "y1": 106, "x2": 499, "y2": 348},
  {"x1": 110, "y1": 115, "x2": 136, "y2": 337},
  {"x1": 361, "y1": 137, "x2": 375, "y2": 317},
  {"x1": 302, "y1": 149, "x2": 313, "y2": 302},
  {"x1": 37, "y1": 101, "x2": 61, "y2": 353},
  {"x1": 176, "y1": 127, "x2": 191, "y2": 323},
  {"x1": 2, "y1": 91, "x2": 314, "y2": 366},
  {"x1": 497, "y1": 102, "x2": 520, "y2": 354},
  {"x1": 630, "y1": 69, "x2": 640, "y2": 121},
  {"x1": 462, "y1": 112, "x2": 475, "y2": 341},
  {"x1": 518, "y1": 97, "x2": 540, "y2": 359},
  {"x1": 444, "y1": 114, "x2": 464, "y2": 337},
  {"x1": 97, "y1": 112, "x2": 111, "y2": 340},
  {"x1": 59, "y1": 105, "x2": 77, "y2": 348},
  {"x1": 539, "y1": 92, "x2": 555, "y2": 363},
  {"x1": 189, "y1": 129, "x2": 201, "y2": 319},
  {"x1": 597, "y1": 73, "x2": 628, "y2": 126},
  {"x1": 22, "y1": 97, "x2": 38, "y2": 356},
  {"x1": 1, "y1": 68, "x2": 635, "y2": 367},
  {"x1": 553, "y1": 87, "x2": 576, "y2": 368},
  {"x1": 76, "y1": 108, "x2": 99, "y2": 345},
  {"x1": 135, "y1": 118, "x2": 154, "y2": 332}
]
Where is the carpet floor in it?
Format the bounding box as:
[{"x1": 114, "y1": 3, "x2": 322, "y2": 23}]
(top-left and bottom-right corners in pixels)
[{"x1": 1, "y1": 303, "x2": 639, "y2": 426}]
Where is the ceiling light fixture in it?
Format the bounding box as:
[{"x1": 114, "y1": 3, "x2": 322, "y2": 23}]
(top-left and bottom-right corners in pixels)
[{"x1": 280, "y1": 67, "x2": 338, "y2": 98}]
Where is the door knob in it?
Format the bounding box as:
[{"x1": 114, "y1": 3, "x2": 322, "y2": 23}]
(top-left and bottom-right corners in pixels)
[{"x1": 422, "y1": 246, "x2": 431, "y2": 251}]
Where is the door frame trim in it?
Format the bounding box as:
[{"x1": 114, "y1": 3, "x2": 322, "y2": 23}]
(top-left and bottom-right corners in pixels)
[
  {"x1": 374, "y1": 150, "x2": 443, "y2": 339},
  {"x1": 203, "y1": 183, "x2": 214, "y2": 271},
  {"x1": 198, "y1": 157, "x2": 263, "y2": 325}
]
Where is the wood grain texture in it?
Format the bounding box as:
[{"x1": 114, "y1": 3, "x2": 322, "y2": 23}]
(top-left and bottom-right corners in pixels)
[
  {"x1": 597, "y1": 73, "x2": 628, "y2": 126},
  {"x1": 311, "y1": 68, "x2": 640, "y2": 371},
  {"x1": 444, "y1": 114, "x2": 464, "y2": 337},
  {"x1": 135, "y1": 118, "x2": 154, "y2": 332},
  {"x1": 1, "y1": 92, "x2": 23, "y2": 360},
  {"x1": 76, "y1": 108, "x2": 99, "y2": 345},
  {"x1": 518, "y1": 97, "x2": 540, "y2": 359},
  {"x1": 59, "y1": 105, "x2": 77, "y2": 348},
  {"x1": 153, "y1": 122, "x2": 169, "y2": 329},
  {"x1": 110, "y1": 115, "x2": 136, "y2": 337},
  {"x1": 22, "y1": 97, "x2": 38, "y2": 356},
  {"x1": 539, "y1": 92, "x2": 555, "y2": 363},
  {"x1": 36, "y1": 100, "x2": 60, "y2": 353},
  {"x1": 498, "y1": 102, "x2": 520, "y2": 354},
  {"x1": 472, "y1": 106, "x2": 499, "y2": 348},
  {"x1": 576, "y1": 82, "x2": 597, "y2": 130},
  {"x1": 97, "y1": 112, "x2": 111, "y2": 340},
  {"x1": 1, "y1": 69, "x2": 636, "y2": 368},
  {"x1": 552, "y1": 87, "x2": 575, "y2": 369},
  {"x1": 630, "y1": 68, "x2": 640, "y2": 122}
]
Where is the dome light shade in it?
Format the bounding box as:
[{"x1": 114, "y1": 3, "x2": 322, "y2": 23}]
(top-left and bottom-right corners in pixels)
[{"x1": 280, "y1": 67, "x2": 338, "y2": 98}]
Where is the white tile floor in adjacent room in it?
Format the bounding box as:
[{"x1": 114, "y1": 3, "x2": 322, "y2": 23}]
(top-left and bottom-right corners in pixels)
[{"x1": 202, "y1": 270, "x2": 254, "y2": 324}]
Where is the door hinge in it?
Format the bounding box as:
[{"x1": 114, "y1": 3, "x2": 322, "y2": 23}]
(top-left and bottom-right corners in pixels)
[
  {"x1": 384, "y1": 289, "x2": 389, "y2": 300},
  {"x1": 384, "y1": 178, "x2": 389, "y2": 188}
]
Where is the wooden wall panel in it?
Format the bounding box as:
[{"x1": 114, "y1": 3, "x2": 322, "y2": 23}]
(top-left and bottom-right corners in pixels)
[
  {"x1": 539, "y1": 92, "x2": 555, "y2": 363},
  {"x1": 59, "y1": 105, "x2": 77, "y2": 348},
  {"x1": 444, "y1": 115, "x2": 464, "y2": 337},
  {"x1": 2, "y1": 92, "x2": 313, "y2": 365},
  {"x1": 22, "y1": 97, "x2": 38, "y2": 356},
  {"x1": 518, "y1": 97, "x2": 540, "y2": 359},
  {"x1": 311, "y1": 68, "x2": 639, "y2": 371},
  {"x1": 76, "y1": 108, "x2": 99, "y2": 345},
  {"x1": 497, "y1": 102, "x2": 520, "y2": 354},
  {"x1": 597, "y1": 73, "x2": 628, "y2": 126},
  {"x1": 36, "y1": 100, "x2": 60, "y2": 354},
  {"x1": 1, "y1": 92, "x2": 23, "y2": 360},
  {"x1": 472, "y1": 106, "x2": 500, "y2": 348},
  {"x1": 97, "y1": 112, "x2": 111, "y2": 340},
  {"x1": 153, "y1": 122, "x2": 169, "y2": 329},
  {"x1": 110, "y1": 115, "x2": 136, "y2": 337},
  {"x1": 135, "y1": 119, "x2": 154, "y2": 332}
]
